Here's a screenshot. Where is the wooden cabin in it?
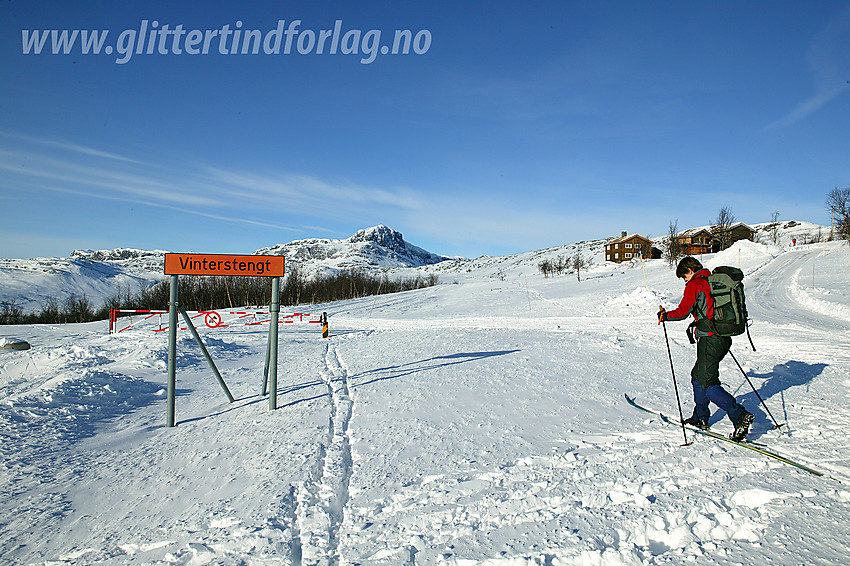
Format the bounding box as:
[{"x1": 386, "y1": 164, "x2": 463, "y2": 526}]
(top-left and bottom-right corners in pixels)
[
  {"x1": 605, "y1": 232, "x2": 653, "y2": 263},
  {"x1": 676, "y1": 228, "x2": 713, "y2": 255},
  {"x1": 711, "y1": 222, "x2": 756, "y2": 252}
]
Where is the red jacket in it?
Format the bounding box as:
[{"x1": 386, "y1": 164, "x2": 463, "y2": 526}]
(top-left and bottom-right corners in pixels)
[{"x1": 665, "y1": 268, "x2": 714, "y2": 327}]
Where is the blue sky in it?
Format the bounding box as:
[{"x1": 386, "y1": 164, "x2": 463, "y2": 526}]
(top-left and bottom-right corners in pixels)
[{"x1": 1, "y1": 1, "x2": 848, "y2": 260}]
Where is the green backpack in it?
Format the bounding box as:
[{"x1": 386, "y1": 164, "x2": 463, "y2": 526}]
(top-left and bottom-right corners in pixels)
[{"x1": 695, "y1": 266, "x2": 754, "y2": 347}]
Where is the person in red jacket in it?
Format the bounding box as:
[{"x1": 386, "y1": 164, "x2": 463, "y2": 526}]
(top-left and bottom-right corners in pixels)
[{"x1": 658, "y1": 256, "x2": 754, "y2": 441}]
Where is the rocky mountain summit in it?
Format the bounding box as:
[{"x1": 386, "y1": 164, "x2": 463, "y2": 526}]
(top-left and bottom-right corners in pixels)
[{"x1": 256, "y1": 225, "x2": 450, "y2": 277}]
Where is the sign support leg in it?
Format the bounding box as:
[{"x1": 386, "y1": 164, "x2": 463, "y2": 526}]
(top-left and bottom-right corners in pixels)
[
  {"x1": 269, "y1": 276, "x2": 280, "y2": 410},
  {"x1": 177, "y1": 304, "x2": 235, "y2": 403},
  {"x1": 262, "y1": 328, "x2": 271, "y2": 396},
  {"x1": 167, "y1": 274, "x2": 178, "y2": 427}
]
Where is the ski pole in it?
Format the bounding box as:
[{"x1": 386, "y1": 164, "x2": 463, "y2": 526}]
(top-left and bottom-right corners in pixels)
[
  {"x1": 728, "y1": 349, "x2": 786, "y2": 432},
  {"x1": 659, "y1": 306, "x2": 691, "y2": 446}
]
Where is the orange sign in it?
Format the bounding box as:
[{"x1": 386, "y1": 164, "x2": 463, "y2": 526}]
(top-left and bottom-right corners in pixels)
[{"x1": 164, "y1": 254, "x2": 285, "y2": 277}]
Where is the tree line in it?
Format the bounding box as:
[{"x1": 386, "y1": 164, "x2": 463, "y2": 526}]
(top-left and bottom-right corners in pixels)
[
  {"x1": 0, "y1": 267, "x2": 439, "y2": 325},
  {"x1": 538, "y1": 247, "x2": 593, "y2": 281}
]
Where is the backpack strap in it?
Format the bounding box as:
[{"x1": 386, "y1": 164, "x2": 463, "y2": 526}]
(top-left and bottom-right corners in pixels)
[
  {"x1": 692, "y1": 273, "x2": 714, "y2": 327},
  {"x1": 687, "y1": 321, "x2": 697, "y2": 344}
]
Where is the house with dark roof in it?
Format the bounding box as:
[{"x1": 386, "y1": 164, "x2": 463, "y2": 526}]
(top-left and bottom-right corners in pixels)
[
  {"x1": 675, "y1": 223, "x2": 756, "y2": 255},
  {"x1": 712, "y1": 222, "x2": 756, "y2": 252},
  {"x1": 605, "y1": 232, "x2": 653, "y2": 263},
  {"x1": 676, "y1": 228, "x2": 714, "y2": 255}
]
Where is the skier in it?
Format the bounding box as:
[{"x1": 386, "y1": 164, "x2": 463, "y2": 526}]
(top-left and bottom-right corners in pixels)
[{"x1": 658, "y1": 256, "x2": 754, "y2": 441}]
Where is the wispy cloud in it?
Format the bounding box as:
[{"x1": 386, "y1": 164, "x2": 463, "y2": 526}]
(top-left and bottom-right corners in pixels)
[
  {"x1": 0, "y1": 130, "x2": 140, "y2": 164},
  {"x1": 0, "y1": 132, "x2": 425, "y2": 234},
  {"x1": 765, "y1": 6, "x2": 850, "y2": 130},
  {"x1": 0, "y1": 148, "x2": 221, "y2": 208},
  {"x1": 203, "y1": 168, "x2": 425, "y2": 212}
]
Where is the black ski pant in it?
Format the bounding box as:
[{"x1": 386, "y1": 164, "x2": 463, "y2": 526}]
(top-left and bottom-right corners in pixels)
[
  {"x1": 691, "y1": 333, "x2": 731, "y2": 389},
  {"x1": 690, "y1": 334, "x2": 745, "y2": 423}
]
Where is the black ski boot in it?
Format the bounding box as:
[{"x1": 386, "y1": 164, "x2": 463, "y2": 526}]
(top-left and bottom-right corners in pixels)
[
  {"x1": 683, "y1": 415, "x2": 710, "y2": 430},
  {"x1": 730, "y1": 411, "x2": 755, "y2": 442}
]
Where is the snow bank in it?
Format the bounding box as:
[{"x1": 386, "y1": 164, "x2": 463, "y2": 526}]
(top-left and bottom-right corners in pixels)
[
  {"x1": 603, "y1": 287, "x2": 663, "y2": 317},
  {"x1": 706, "y1": 239, "x2": 781, "y2": 275},
  {"x1": 0, "y1": 337, "x2": 30, "y2": 350},
  {"x1": 788, "y1": 244, "x2": 850, "y2": 321},
  {"x1": 790, "y1": 280, "x2": 850, "y2": 321}
]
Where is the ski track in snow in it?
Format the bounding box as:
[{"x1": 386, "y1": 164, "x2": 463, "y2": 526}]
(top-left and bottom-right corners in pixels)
[
  {"x1": 296, "y1": 342, "x2": 356, "y2": 566},
  {"x1": 0, "y1": 238, "x2": 849, "y2": 564}
]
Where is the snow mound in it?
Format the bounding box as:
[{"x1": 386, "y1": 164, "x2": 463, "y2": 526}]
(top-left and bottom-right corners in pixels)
[
  {"x1": 790, "y1": 280, "x2": 850, "y2": 321},
  {"x1": 730, "y1": 489, "x2": 788, "y2": 508},
  {"x1": 706, "y1": 240, "x2": 781, "y2": 275},
  {"x1": 603, "y1": 287, "x2": 662, "y2": 317},
  {"x1": 0, "y1": 337, "x2": 31, "y2": 350}
]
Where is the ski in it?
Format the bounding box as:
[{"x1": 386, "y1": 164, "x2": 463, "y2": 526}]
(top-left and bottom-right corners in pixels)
[{"x1": 625, "y1": 394, "x2": 822, "y2": 476}]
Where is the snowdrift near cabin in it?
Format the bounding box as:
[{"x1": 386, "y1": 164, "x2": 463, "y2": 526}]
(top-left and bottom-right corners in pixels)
[{"x1": 705, "y1": 239, "x2": 783, "y2": 275}]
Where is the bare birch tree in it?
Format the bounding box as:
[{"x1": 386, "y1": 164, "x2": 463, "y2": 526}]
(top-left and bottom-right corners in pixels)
[
  {"x1": 666, "y1": 219, "x2": 683, "y2": 268},
  {"x1": 712, "y1": 206, "x2": 736, "y2": 251},
  {"x1": 827, "y1": 186, "x2": 850, "y2": 241},
  {"x1": 769, "y1": 211, "x2": 781, "y2": 245}
]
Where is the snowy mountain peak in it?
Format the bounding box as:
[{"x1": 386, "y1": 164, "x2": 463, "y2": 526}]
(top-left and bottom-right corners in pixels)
[
  {"x1": 349, "y1": 225, "x2": 405, "y2": 249},
  {"x1": 255, "y1": 225, "x2": 449, "y2": 277}
]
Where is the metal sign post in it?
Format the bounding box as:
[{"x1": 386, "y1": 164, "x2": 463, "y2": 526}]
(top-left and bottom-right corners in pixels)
[
  {"x1": 164, "y1": 253, "x2": 284, "y2": 427},
  {"x1": 167, "y1": 274, "x2": 178, "y2": 428},
  {"x1": 267, "y1": 276, "x2": 281, "y2": 410}
]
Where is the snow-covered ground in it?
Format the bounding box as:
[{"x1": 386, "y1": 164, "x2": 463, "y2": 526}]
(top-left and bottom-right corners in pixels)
[{"x1": 1, "y1": 238, "x2": 849, "y2": 565}]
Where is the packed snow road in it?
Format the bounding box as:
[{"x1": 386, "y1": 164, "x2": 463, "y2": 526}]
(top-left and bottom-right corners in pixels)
[
  {"x1": 746, "y1": 244, "x2": 850, "y2": 333},
  {"x1": 0, "y1": 240, "x2": 848, "y2": 565}
]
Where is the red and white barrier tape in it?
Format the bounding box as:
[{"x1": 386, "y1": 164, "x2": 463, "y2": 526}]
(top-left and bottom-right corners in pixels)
[{"x1": 109, "y1": 308, "x2": 323, "y2": 334}]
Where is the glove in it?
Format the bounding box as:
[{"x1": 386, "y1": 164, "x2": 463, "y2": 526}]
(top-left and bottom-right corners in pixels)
[{"x1": 657, "y1": 307, "x2": 666, "y2": 325}]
